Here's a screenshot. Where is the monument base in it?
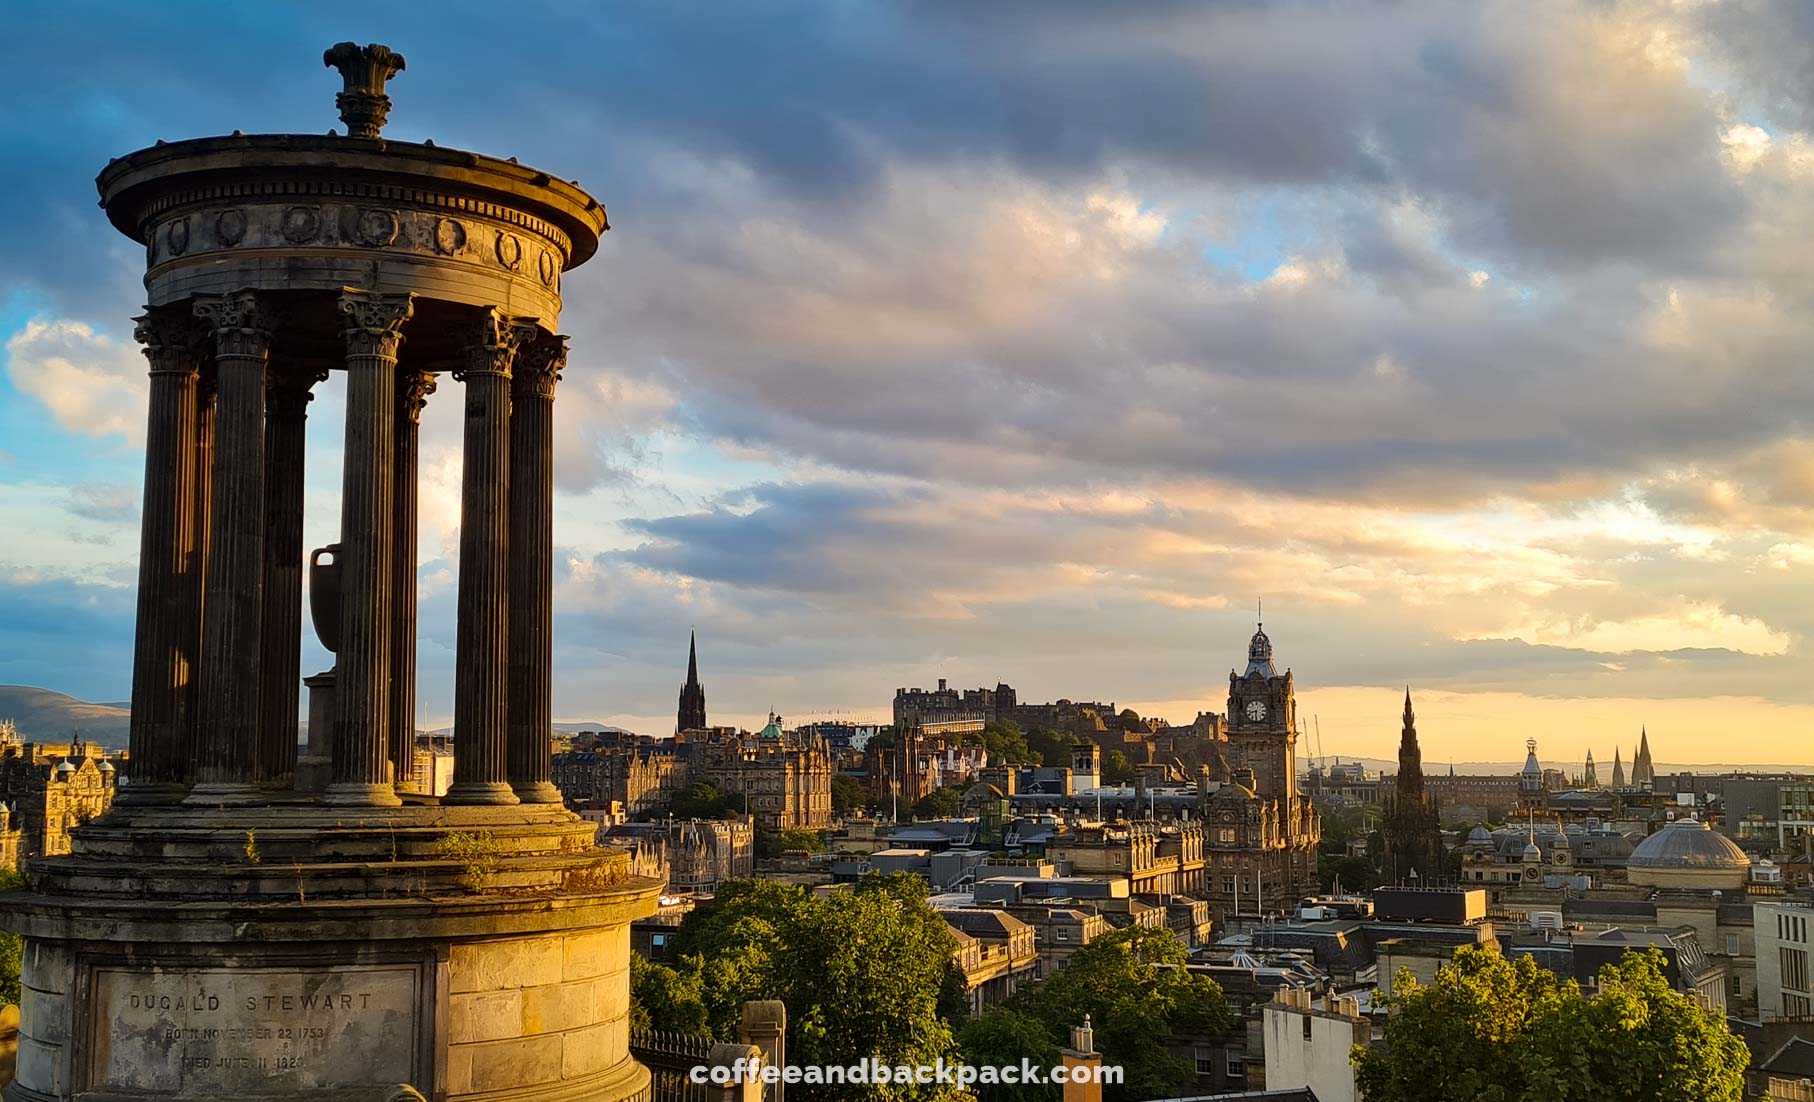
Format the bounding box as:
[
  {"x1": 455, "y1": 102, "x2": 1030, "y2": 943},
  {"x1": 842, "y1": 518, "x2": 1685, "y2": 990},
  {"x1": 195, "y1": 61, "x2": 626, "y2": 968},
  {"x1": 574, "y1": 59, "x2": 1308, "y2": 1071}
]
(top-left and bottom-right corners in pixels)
[{"x1": 1, "y1": 804, "x2": 659, "y2": 1101}]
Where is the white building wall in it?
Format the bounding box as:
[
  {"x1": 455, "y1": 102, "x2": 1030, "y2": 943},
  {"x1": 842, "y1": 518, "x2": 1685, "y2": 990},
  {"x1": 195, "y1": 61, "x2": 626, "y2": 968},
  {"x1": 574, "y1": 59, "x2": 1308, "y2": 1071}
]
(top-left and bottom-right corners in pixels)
[
  {"x1": 1263, "y1": 1002, "x2": 1363, "y2": 1102},
  {"x1": 1756, "y1": 901, "x2": 1814, "y2": 1020}
]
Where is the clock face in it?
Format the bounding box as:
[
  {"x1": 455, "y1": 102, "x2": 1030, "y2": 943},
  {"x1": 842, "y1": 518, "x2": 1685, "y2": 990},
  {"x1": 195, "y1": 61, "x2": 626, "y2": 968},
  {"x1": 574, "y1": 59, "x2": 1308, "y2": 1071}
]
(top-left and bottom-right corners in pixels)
[{"x1": 1245, "y1": 699, "x2": 1267, "y2": 722}]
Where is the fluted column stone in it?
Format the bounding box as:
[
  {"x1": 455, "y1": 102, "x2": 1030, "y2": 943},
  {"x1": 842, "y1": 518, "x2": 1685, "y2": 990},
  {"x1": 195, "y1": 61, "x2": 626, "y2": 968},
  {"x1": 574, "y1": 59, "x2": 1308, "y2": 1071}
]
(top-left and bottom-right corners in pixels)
[
  {"x1": 327, "y1": 289, "x2": 415, "y2": 807},
  {"x1": 186, "y1": 291, "x2": 275, "y2": 806},
  {"x1": 508, "y1": 334, "x2": 567, "y2": 804},
  {"x1": 447, "y1": 308, "x2": 537, "y2": 805},
  {"x1": 255, "y1": 365, "x2": 322, "y2": 789},
  {"x1": 121, "y1": 310, "x2": 202, "y2": 805},
  {"x1": 389, "y1": 366, "x2": 436, "y2": 793}
]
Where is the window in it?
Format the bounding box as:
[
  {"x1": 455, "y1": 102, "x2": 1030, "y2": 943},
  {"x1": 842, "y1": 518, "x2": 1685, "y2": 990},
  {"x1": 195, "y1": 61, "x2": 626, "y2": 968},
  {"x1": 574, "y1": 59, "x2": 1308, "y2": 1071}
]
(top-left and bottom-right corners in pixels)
[
  {"x1": 1226, "y1": 1054, "x2": 1245, "y2": 1081},
  {"x1": 1193, "y1": 1047, "x2": 1217, "y2": 1076},
  {"x1": 1056, "y1": 929, "x2": 1070, "y2": 942},
  {"x1": 1732, "y1": 973, "x2": 1743, "y2": 997},
  {"x1": 1303, "y1": 1015, "x2": 1313, "y2": 1041},
  {"x1": 1783, "y1": 947, "x2": 1810, "y2": 994},
  {"x1": 1726, "y1": 934, "x2": 1741, "y2": 956},
  {"x1": 1787, "y1": 993, "x2": 1812, "y2": 1017}
]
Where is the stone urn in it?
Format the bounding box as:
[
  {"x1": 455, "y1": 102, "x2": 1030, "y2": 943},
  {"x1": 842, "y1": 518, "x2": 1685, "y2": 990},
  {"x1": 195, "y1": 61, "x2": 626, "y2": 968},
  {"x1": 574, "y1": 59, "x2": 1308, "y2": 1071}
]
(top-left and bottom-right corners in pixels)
[{"x1": 309, "y1": 543, "x2": 342, "y2": 653}]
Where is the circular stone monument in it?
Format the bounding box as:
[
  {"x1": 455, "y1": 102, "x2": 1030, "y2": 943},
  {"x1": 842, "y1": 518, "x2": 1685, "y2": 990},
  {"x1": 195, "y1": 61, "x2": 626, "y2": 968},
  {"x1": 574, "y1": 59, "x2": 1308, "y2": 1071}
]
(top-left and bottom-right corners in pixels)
[{"x1": 0, "y1": 43, "x2": 658, "y2": 1102}]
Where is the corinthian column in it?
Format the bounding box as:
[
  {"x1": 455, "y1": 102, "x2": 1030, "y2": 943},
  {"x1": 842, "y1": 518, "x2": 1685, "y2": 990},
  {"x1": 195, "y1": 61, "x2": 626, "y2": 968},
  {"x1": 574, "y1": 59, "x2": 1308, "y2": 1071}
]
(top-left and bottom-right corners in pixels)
[
  {"x1": 508, "y1": 334, "x2": 567, "y2": 804},
  {"x1": 186, "y1": 290, "x2": 275, "y2": 806},
  {"x1": 447, "y1": 308, "x2": 537, "y2": 805},
  {"x1": 121, "y1": 309, "x2": 201, "y2": 806},
  {"x1": 256, "y1": 365, "x2": 322, "y2": 790},
  {"x1": 389, "y1": 366, "x2": 436, "y2": 793},
  {"x1": 328, "y1": 288, "x2": 415, "y2": 807}
]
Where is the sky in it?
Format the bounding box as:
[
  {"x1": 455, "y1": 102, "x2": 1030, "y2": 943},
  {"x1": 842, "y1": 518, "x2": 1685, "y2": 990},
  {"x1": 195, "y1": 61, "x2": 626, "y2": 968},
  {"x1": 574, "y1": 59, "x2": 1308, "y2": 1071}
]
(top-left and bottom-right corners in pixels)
[{"x1": 7, "y1": 1, "x2": 1814, "y2": 768}]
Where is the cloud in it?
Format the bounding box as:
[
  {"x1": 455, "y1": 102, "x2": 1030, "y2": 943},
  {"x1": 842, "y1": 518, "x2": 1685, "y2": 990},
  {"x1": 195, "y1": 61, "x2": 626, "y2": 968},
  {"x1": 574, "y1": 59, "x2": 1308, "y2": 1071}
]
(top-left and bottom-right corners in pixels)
[
  {"x1": 4, "y1": 320, "x2": 145, "y2": 444},
  {"x1": 63, "y1": 483, "x2": 138, "y2": 525}
]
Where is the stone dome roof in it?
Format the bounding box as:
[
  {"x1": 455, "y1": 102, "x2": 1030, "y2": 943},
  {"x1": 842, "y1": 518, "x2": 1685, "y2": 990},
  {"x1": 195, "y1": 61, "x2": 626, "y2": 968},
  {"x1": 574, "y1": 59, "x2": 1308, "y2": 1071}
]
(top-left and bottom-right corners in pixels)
[
  {"x1": 1627, "y1": 818, "x2": 1750, "y2": 890},
  {"x1": 1629, "y1": 818, "x2": 1748, "y2": 869},
  {"x1": 1466, "y1": 826, "x2": 1492, "y2": 845}
]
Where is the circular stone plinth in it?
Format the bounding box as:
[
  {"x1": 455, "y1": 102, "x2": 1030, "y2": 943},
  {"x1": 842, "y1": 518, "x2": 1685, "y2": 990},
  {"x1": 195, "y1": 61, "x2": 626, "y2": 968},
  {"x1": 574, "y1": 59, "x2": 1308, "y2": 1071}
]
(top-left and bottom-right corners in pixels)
[{"x1": 1, "y1": 804, "x2": 659, "y2": 1101}]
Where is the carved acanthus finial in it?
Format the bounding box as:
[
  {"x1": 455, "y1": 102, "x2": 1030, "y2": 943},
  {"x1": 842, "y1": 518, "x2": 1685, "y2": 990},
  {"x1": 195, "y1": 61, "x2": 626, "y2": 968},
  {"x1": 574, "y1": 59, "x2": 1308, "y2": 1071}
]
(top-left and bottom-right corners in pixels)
[{"x1": 323, "y1": 42, "x2": 407, "y2": 139}]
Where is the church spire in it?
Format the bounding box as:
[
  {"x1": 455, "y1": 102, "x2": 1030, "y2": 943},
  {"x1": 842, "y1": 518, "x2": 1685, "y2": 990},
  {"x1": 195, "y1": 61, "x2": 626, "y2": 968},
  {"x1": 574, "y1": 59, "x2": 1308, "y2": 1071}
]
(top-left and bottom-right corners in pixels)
[
  {"x1": 1632, "y1": 726, "x2": 1655, "y2": 789},
  {"x1": 1612, "y1": 746, "x2": 1625, "y2": 788},
  {"x1": 677, "y1": 629, "x2": 707, "y2": 733}
]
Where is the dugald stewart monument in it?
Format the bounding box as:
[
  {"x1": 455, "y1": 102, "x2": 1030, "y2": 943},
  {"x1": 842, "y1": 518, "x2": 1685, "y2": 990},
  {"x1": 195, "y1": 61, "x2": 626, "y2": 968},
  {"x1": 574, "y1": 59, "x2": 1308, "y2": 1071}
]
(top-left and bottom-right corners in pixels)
[{"x1": 0, "y1": 42, "x2": 659, "y2": 1101}]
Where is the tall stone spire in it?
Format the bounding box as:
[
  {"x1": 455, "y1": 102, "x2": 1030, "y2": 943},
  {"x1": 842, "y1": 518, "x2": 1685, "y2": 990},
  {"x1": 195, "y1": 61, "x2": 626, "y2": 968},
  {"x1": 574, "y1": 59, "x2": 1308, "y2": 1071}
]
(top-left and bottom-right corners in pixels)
[
  {"x1": 1396, "y1": 687, "x2": 1424, "y2": 800},
  {"x1": 677, "y1": 629, "x2": 707, "y2": 733},
  {"x1": 1584, "y1": 749, "x2": 1597, "y2": 789},
  {"x1": 1633, "y1": 726, "x2": 1655, "y2": 789},
  {"x1": 1612, "y1": 746, "x2": 1625, "y2": 788},
  {"x1": 1384, "y1": 688, "x2": 1442, "y2": 884}
]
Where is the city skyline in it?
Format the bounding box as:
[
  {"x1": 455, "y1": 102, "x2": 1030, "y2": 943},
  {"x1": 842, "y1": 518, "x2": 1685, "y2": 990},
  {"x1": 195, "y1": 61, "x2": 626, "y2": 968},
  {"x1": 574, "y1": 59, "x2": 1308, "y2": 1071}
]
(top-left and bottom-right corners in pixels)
[{"x1": 10, "y1": 2, "x2": 1814, "y2": 765}]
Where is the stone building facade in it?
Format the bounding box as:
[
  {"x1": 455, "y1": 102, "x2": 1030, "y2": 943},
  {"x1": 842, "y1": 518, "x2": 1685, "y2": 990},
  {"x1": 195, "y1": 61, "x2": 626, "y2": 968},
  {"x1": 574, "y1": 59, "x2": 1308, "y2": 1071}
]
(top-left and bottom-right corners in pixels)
[
  {"x1": 0, "y1": 739, "x2": 118, "y2": 865},
  {"x1": 1197, "y1": 625, "x2": 1323, "y2": 916},
  {"x1": 685, "y1": 719, "x2": 833, "y2": 831}
]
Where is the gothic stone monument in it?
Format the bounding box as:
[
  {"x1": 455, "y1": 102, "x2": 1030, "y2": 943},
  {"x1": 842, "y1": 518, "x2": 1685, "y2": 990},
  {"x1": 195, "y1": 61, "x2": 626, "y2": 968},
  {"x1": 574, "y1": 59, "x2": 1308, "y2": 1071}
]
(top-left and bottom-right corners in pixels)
[{"x1": 0, "y1": 43, "x2": 659, "y2": 1101}]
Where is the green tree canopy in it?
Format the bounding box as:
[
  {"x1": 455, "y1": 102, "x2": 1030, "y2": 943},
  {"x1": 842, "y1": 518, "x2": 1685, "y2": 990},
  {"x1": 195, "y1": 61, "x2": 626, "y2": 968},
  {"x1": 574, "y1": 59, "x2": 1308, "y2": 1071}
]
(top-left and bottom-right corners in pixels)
[
  {"x1": 1005, "y1": 926, "x2": 1232, "y2": 1101},
  {"x1": 1100, "y1": 750, "x2": 1136, "y2": 785},
  {"x1": 641, "y1": 874, "x2": 967, "y2": 1100},
  {"x1": 913, "y1": 786, "x2": 961, "y2": 819},
  {"x1": 664, "y1": 781, "x2": 748, "y2": 821},
  {"x1": 980, "y1": 720, "x2": 1033, "y2": 764},
  {"x1": 830, "y1": 773, "x2": 868, "y2": 816},
  {"x1": 957, "y1": 1007, "x2": 1062, "y2": 1102},
  {"x1": 1025, "y1": 728, "x2": 1082, "y2": 769},
  {"x1": 0, "y1": 868, "x2": 22, "y2": 1006},
  {"x1": 1354, "y1": 946, "x2": 1749, "y2": 1102}
]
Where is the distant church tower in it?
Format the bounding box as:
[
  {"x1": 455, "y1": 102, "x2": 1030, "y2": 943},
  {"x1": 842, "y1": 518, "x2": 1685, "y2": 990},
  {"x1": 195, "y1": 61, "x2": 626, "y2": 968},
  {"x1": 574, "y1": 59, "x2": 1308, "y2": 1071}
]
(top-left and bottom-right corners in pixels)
[
  {"x1": 1612, "y1": 747, "x2": 1625, "y2": 788},
  {"x1": 1382, "y1": 690, "x2": 1444, "y2": 884},
  {"x1": 1583, "y1": 750, "x2": 1598, "y2": 789},
  {"x1": 677, "y1": 630, "x2": 707, "y2": 733},
  {"x1": 1631, "y1": 727, "x2": 1655, "y2": 790}
]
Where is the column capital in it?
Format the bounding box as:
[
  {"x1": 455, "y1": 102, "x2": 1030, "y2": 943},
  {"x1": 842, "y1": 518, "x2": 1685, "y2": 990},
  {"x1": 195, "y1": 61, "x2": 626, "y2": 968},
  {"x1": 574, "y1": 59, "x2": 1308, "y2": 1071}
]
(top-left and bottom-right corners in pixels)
[
  {"x1": 193, "y1": 290, "x2": 277, "y2": 360},
  {"x1": 513, "y1": 333, "x2": 568, "y2": 401},
  {"x1": 338, "y1": 288, "x2": 417, "y2": 360},
  {"x1": 454, "y1": 307, "x2": 539, "y2": 381},
  {"x1": 133, "y1": 310, "x2": 203, "y2": 377},
  {"x1": 398, "y1": 368, "x2": 438, "y2": 425},
  {"x1": 266, "y1": 365, "x2": 326, "y2": 420}
]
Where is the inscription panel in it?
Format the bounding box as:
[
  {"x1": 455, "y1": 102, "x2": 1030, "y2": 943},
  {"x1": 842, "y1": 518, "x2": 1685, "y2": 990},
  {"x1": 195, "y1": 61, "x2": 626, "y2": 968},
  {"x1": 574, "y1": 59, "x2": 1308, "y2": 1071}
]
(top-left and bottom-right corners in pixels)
[{"x1": 90, "y1": 964, "x2": 422, "y2": 1092}]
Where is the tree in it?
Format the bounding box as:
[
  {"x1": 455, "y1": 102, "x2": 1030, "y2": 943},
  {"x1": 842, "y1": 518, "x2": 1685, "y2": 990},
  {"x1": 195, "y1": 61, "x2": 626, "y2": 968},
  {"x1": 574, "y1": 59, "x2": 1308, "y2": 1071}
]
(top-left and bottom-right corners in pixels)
[
  {"x1": 1117, "y1": 708, "x2": 1145, "y2": 733},
  {"x1": 1026, "y1": 728, "x2": 1082, "y2": 769},
  {"x1": 1354, "y1": 946, "x2": 1750, "y2": 1102},
  {"x1": 1100, "y1": 750, "x2": 1136, "y2": 785},
  {"x1": 958, "y1": 1008, "x2": 1062, "y2": 1102},
  {"x1": 647, "y1": 874, "x2": 967, "y2": 1100},
  {"x1": 665, "y1": 782, "x2": 748, "y2": 821},
  {"x1": 831, "y1": 773, "x2": 868, "y2": 816},
  {"x1": 1007, "y1": 926, "x2": 1232, "y2": 1101},
  {"x1": 0, "y1": 868, "x2": 20, "y2": 1006},
  {"x1": 980, "y1": 720, "x2": 1032, "y2": 764},
  {"x1": 913, "y1": 786, "x2": 961, "y2": 819},
  {"x1": 758, "y1": 827, "x2": 827, "y2": 858}
]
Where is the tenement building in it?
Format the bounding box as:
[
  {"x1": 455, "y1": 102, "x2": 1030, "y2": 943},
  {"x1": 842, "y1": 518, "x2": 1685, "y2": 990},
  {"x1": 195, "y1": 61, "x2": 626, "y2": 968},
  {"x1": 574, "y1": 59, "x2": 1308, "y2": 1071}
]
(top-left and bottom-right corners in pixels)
[{"x1": 0, "y1": 45, "x2": 658, "y2": 1101}]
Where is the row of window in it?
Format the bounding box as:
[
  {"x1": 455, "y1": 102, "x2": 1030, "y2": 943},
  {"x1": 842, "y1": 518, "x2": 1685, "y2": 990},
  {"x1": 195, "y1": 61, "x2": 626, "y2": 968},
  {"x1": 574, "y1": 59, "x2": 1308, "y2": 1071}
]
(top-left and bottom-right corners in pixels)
[{"x1": 1779, "y1": 911, "x2": 1810, "y2": 946}]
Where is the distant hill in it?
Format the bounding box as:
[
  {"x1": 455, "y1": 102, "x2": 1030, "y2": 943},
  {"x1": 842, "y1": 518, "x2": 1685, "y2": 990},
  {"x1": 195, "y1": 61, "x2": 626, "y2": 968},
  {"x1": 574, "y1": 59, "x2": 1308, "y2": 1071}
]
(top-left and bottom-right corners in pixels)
[{"x1": 0, "y1": 686, "x2": 130, "y2": 748}]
